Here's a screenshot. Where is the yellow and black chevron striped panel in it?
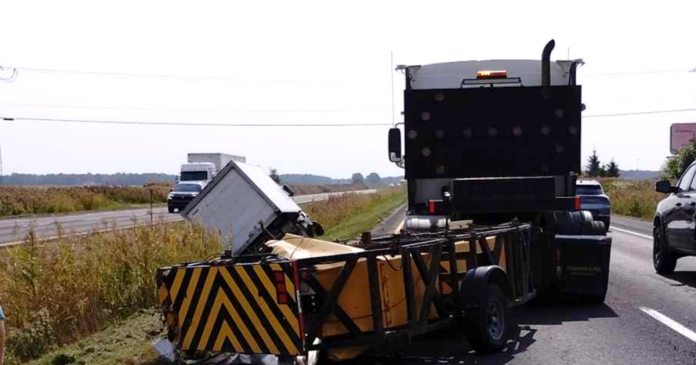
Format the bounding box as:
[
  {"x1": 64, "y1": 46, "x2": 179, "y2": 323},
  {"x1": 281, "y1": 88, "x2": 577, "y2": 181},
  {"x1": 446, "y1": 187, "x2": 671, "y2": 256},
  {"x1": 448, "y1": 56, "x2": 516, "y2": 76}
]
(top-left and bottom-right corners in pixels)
[{"x1": 157, "y1": 262, "x2": 302, "y2": 355}]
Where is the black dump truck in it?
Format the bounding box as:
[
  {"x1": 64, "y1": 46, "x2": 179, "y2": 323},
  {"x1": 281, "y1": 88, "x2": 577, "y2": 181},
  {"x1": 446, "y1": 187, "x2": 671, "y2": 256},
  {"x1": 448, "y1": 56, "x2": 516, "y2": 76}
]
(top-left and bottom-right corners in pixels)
[{"x1": 155, "y1": 40, "x2": 611, "y2": 364}]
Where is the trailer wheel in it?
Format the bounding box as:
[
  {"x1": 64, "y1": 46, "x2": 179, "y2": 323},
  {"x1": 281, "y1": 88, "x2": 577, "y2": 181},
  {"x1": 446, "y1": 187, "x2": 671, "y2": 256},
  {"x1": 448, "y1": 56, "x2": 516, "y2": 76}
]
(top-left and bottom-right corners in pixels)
[{"x1": 464, "y1": 283, "x2": 510, "y2": 354}]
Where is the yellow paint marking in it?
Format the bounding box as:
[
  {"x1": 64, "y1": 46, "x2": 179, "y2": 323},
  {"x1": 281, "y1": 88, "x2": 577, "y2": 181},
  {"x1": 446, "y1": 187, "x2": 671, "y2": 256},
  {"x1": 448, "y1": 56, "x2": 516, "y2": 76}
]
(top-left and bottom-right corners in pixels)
[
  {"x1": 183, "y1": 268, "x2": 217, "y2": 349},
  {"x1": 394, "y1": 219, "x2": 405, "y2": 234},
  {"x1": 214, "y1": 322, "x2": 243, "y2": 352},
  {"x1": 269, "y1": 264, "x2": 296, "y2": 301},
  {"x1": 220, "y1": 267, "x2": 275, "y2": 354},
  {"x1": 169, "y1": 269, "x2": 186, "y2": 303},
  {"x1": 253, "y1": 265, "x2": 300, "y2": 335},
  {"x1": 198, "y1": 289, "x2": 224, "y2": 351},
  {"x1": 178, "y1": 268, "x2": 202, "y2": 331},
  {"x1": 238, "y1": 267, "x2": 299, "y2": 354},
  {"x1": 158, "y1": 284, "x2": 169, "y2": 304}
]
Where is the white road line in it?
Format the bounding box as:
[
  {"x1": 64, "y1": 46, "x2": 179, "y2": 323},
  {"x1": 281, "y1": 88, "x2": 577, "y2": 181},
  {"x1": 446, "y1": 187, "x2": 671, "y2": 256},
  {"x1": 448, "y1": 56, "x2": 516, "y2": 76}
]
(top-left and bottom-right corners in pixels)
[
  {"x1": 639, "y1": 307, "x2": 696, "y2": 342},
  {"x1": 610, "y1": 226, "x2": 653, "y2": 240}
]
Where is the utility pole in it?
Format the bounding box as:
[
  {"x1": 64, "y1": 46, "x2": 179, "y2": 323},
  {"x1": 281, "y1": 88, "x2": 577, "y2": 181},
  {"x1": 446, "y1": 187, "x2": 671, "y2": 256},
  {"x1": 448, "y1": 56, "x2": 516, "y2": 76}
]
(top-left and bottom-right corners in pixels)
[{"x1": 0, "y1": 66, "x2": 18, "y2": 185}]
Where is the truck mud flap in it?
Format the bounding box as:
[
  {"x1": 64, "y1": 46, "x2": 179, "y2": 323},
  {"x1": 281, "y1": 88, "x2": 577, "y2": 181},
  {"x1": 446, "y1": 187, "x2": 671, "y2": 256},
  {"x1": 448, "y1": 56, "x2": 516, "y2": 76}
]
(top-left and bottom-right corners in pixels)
[
  {"x1": 157, "y1": 262, "x2": 303, "y2": 356},
  {"x1": 554, "y1": 235, "x2": 612, "y2": 297}
]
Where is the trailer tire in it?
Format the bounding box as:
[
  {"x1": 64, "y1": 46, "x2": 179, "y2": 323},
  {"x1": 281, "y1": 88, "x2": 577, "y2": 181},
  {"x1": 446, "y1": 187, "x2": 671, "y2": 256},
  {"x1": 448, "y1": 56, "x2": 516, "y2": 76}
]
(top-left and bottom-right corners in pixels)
[{"x1": 464, "y1": 283, "x2": 510, "y2": 354}]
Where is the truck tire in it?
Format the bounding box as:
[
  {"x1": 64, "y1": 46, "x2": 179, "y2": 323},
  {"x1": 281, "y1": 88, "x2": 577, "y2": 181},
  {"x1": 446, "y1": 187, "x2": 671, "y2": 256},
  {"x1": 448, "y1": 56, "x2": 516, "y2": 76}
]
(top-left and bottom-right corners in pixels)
[
  {"x1": 168, "y1": 206, "x2": 175, "y2": 213},
  {"x1": 653, "y1": 226, "x2": 677, "y2": 275},
  {"x1": 464, "y1": 283, "x2": 510, "y2": 354}
]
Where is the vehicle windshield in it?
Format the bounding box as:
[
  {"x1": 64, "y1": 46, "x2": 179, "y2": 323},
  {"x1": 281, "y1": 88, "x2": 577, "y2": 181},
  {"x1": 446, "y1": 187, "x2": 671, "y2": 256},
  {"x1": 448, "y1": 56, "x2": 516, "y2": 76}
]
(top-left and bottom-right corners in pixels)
[
  {"x1": 576, "y1": 185, "x2": 603, "y2": 195},
  {"x1": 180, "y1": 171, "x2": 208, "y2": 181},
  {"x1": 174, "y1": 184, "x2": 202, "y2": 193}
]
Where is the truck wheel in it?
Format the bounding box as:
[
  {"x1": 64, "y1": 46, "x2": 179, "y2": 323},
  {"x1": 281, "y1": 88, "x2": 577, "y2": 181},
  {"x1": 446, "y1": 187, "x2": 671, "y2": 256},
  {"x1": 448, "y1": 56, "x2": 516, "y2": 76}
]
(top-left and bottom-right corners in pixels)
[
  {"x1": 168, "y1": 206, "x2": 175, "y2": 213},
  {"x1": 653, "y1": 226, "x2": 677, "y2": 275},
  {"x1": 464, "y1": 283, "x2": 510, "y2": 354}
]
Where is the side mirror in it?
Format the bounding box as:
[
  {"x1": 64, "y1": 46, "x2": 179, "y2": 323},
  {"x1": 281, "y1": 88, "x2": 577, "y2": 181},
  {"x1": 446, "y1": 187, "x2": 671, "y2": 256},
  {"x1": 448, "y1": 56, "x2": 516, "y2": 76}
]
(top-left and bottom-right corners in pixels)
[
  {"x1": 388, "y1": 128, "x2": 402, "y2": 162},
  {"x1": 169, "y1": 189, "x2": 173, "y2": 193},
  {"x1": 655, "y1": 180, "x2": 675, "y2": 194}
]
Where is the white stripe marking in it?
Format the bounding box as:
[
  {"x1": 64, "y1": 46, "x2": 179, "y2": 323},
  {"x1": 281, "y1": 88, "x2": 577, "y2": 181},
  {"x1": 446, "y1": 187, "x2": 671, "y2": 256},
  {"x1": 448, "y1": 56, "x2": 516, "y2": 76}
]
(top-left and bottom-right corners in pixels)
[
  {"x1": 639, "y1": 307, "x2": 696, "y2": 342},
  {"x1": 610, "y1": 226, "x2": 653, "y2": 240}
]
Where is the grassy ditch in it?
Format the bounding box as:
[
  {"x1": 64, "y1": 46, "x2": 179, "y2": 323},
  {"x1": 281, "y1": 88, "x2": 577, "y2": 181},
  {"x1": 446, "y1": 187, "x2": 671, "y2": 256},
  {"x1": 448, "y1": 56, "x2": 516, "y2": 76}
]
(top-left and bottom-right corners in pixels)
[
  {"x1": 0, "y1": 221, "x2": 222, "y2": 364},
  {"x1": 0, "y1": 183, "x2": 172, "y2": 216},
  {"x1": 302, "y1": 187, "x2": 406, "y2": 241},
  {"x1": 600, "y1": 179, "x2": 661, "y2": 221}
]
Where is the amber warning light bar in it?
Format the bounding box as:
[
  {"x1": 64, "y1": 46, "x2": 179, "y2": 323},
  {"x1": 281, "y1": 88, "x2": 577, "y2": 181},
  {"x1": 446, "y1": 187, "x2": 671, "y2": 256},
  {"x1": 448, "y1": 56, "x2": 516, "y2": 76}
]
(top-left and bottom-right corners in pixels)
[{"x1": 476, "y1": 70, "x2": 508, "y2": 79}]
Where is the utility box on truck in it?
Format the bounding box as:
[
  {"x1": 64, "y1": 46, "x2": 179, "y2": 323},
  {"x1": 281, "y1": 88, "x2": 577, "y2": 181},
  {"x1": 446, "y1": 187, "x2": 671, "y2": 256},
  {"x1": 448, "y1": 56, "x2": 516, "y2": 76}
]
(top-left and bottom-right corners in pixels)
[{"x1": 182, "y1": 160, "x2": 321, "y2": 255}]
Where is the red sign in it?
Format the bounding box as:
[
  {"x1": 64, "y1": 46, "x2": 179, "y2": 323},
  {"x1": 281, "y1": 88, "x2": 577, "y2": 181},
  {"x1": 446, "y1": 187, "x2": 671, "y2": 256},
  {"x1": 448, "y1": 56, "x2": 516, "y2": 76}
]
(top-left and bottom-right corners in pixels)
[{"x1": 671, "y1": 123, "x2": 696, "y2": 154}]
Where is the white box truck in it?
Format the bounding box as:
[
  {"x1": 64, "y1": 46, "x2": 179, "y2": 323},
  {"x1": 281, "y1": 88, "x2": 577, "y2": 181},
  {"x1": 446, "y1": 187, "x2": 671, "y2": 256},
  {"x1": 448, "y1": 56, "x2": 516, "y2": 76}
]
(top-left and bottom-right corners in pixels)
[{"x1": 180, "y1": 153, "x2": 246, "y2": 184}]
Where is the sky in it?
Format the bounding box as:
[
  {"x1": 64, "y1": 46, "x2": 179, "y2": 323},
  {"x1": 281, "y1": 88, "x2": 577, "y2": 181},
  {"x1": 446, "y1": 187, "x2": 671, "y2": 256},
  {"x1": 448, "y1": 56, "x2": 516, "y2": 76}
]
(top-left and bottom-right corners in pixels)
[{"x1": 0, "y1": 1, "x2": 695, "y2": 179}]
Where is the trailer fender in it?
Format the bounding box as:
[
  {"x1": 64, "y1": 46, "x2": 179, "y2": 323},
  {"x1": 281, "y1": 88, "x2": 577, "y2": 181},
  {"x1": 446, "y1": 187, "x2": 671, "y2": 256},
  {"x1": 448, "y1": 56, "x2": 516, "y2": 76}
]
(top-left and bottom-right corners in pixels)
[{"x1": 459, "y1": 266, "x2": 512, "y2": 308}]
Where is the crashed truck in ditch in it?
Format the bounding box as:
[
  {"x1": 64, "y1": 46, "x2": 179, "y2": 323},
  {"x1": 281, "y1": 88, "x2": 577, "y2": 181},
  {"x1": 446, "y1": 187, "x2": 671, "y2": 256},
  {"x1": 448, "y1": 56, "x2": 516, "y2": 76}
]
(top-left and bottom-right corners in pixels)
[{"x1": 155, "y1": 40, "x2": 612, "y2": 364}]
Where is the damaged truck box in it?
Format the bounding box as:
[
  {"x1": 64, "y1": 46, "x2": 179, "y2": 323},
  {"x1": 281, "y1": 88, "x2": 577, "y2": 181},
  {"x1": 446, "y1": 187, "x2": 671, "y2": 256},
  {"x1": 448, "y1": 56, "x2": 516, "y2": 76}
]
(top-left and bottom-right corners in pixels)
[{"x1": 182, "y1": 159, "x2": 322, "y2": 255}]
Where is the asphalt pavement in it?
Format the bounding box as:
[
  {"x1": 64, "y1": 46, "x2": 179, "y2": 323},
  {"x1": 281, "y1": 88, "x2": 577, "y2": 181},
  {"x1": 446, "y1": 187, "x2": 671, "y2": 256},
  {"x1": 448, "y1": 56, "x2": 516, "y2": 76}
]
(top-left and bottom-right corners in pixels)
[
  {"x1": 0, "y1": 189, "x2": 376, "y2": 246},
  {"x1": 364, "y1": 215, "x2": 696, "y2": 365}
]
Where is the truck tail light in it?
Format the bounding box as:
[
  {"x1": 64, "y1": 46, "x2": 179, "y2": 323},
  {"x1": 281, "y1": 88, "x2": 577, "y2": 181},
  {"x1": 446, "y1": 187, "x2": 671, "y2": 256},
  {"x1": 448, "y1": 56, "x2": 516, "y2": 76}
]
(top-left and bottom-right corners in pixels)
[
  {"x1": 273, "y1": 271, "x2": 288, "y2": 304},
  {"x1": 575, "y1": 196, "x2": 581, "y2": 210},
  {"x1": 429, "y1": 200, "x2": 436, "y2": 214}
]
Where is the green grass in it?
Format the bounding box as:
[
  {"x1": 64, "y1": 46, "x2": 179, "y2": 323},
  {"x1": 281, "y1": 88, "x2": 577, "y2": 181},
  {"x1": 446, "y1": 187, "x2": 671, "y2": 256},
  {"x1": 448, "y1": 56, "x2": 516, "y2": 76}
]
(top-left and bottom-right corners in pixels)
[
  {"x1": 318, "y1": 190, "x2": 406, "y2": 241},
  {"x1": 1, "y1": 221, "x2": 223, "y2": 364},
  {"x1": 25, "y1": 309, "x2": 166, "y2": 365},
  {"x1": 600, "y1": 179, "x2": 660, "y2": 221}
]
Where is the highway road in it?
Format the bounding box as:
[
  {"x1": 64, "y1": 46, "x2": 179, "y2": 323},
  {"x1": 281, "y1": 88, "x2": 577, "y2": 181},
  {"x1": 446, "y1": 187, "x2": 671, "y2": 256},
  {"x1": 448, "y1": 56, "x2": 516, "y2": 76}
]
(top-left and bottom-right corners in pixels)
[
  {"x1": 0, "y1": 189, "x2": 377, "y2": 246},
  {"x1": 366, "y1": 214, "x2": 696, "y2": 365}
]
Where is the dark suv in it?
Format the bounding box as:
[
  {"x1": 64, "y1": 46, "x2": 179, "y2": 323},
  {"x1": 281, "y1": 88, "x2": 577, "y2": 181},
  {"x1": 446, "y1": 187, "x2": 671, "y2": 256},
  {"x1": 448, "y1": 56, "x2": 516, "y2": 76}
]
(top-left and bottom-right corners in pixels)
[{"x1": 653, "y1": 163, "x2": 696, "y2": 274}]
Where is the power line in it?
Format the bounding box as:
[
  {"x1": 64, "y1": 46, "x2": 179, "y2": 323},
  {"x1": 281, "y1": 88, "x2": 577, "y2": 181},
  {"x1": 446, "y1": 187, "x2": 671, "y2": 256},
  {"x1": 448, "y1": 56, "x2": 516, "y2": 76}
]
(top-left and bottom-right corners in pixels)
[
  {"x1": 1, "y1": 117, "x2": 392, "y2": 128},
  {"x1": 582, "y1": 68, "x2": 693, "y2": 77},
  {"x1": 3, "y1": 108, "x2": 694, "y2": 128},
  {"x1": 6, "y1": 64, "x2": 693, "y2": 82},
  {"x1": 0, "y1": 102, "x2": 391, "y2": 114},
  {"x1": 584, "y1": 108, "x2": 696, "y2": 118},
  {"x1": 5, "y1": 65, "x2": 391, "y2": 84}
]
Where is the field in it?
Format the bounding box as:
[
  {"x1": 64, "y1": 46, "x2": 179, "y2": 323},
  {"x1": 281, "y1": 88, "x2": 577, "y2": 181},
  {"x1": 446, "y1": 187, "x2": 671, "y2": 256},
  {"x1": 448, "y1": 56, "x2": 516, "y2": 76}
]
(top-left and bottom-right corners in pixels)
[
  {"x1": 289, "y1": 181, "x2": 369, "y2": 195},
  {"x1": 0, "y1": 183, "x2": 368, "y2": 218},
  {"x1": 0, "y1": 221, "x2": 223, "y2": 364},
  {"x1": 0, "y1": 183, "x2": 172, "y2": 216},
  {"x1": 5, "y1": 188, "x2": 406, "y2": 364},
  {"x1": 600, "y1": 179, "x2": 660, "y2": 221},
  {"x1": 304, "y1": 187, "x2": 406, "y2": 240}
]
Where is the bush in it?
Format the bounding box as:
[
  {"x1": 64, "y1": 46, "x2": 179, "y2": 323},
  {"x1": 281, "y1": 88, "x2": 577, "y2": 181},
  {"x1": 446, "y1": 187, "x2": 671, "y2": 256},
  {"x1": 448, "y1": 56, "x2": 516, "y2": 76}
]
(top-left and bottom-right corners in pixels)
[
  {"x1": 0, "y1": 183, "x2": 173, "y2": 217},
  {"x1": 0, "y1": 221, "x2": 222, "y2": 363},
  {"x1": 601, "y1": 179, "x2": 661, "y2": 220}
]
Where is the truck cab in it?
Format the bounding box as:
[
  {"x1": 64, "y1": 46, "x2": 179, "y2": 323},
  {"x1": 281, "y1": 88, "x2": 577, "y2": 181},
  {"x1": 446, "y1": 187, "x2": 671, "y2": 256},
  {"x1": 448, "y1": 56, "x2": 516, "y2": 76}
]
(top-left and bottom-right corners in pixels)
[{"x1": 179, "y1": 162, "x2": 217, "y2": 185}]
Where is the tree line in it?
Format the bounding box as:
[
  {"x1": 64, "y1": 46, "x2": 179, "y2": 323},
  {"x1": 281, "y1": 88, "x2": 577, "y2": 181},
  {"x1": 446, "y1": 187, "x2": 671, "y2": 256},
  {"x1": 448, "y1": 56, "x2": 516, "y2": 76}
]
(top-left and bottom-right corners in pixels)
[{"x1": 585, "y1": 150, "x2": 620, "y2": 178}]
